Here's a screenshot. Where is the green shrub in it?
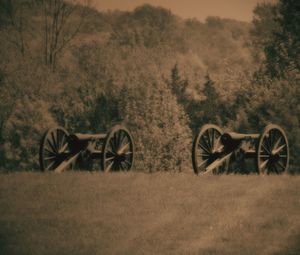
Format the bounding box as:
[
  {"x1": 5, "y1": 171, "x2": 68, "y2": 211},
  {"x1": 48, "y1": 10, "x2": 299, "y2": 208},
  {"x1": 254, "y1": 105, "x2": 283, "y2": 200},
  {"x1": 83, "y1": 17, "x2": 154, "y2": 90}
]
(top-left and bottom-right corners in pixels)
[{"x1": 2, "y1": 97, "x2": 57, "y2": 170}]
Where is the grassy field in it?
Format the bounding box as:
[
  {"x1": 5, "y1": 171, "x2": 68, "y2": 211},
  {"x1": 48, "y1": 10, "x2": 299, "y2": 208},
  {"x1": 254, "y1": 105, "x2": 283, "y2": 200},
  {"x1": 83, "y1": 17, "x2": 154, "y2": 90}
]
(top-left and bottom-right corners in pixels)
[{"x1": 0, "y1": 172, "x2": 299, "y2": 255}]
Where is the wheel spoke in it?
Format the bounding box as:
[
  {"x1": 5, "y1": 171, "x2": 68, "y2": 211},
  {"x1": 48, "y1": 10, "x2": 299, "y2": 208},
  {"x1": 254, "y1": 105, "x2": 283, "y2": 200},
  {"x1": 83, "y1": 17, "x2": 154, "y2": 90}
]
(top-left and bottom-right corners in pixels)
[
  {"x1": 118, "y1": 130, "x2": 124, "y2": 147},
  {"x1": 113, "y1": 161, "x2": 119, "y2": 171},
  {"x1": 276, "y1": 160, "x2": 286, "y2": 170},
  {"x1": 279, "y1": 154, "x2": 287, "y2": 158},
  {"x1": 214, "y1": 136, "x2": 220, "y2": 149},
  {"x1": 125, "y1": 153, "x2": 133, "y2": 161},
  {"x1": 273, "y1": 136, "x2": 282, "y2": 151},
  {"x1": 112, "y1": 161, "x2": 118, "y2": 171},
  {"x1": 109, "y1": 138, "x2": 116, "y2": 153},
  {"x1": 211, "y1": 129, "x2": 215, "y2": 150},
  {"x1": 265, "y1": 162, "x2": 271, "y2": 174},
  {"x1": 106, "y1": 150, "x2": 116, "y2": 157},
  {"x1": 115, "y1": 132, "x2": 122, "y2": 150},
  {"x1": 121, "y1": 161, "x2": 128, "y2": 170},
  {"x1": 51, "y1": 132, "x2": 58, "y2": 152},
  {"x1": 46, "y1": 160, "x2": 56, "y2": 170},
  {"x1": 269, "y1": 130, "x2": 274, "y2": 149},
  {"x1": 260, "y1": 159, "x2": 269, "y2": 170},
  {"x1": 118, "y1": 142, "x2": 130, "y2": 154},
  {"x1": 44, "y1": 156, "x2": 56, "y2": 161},
  {"x1": 115, "y1": 132, "x2": 121, "y2": 151},
  {"x1": 265, "y1": 134, "x2": 271, "y2": 152},
  {"x1": 215, "y1": 145, "x2": 224, "y2": 153},
  {"x1": 261, "y1": 142, "x2": 270, "y2": 154},
  {"x1": 260, "y1": 154, "x2": 270, "y2": 158},
  {"x1": 58, "y1": 133, "x2": 64, "y2": 150},
  {"x1": 125, "y1": 159, "x2": 132, "y2": 166},
  {"x1": 56, "y1": 130, "x2": 61, "y2": 150},
  {"x1": 47, "y1": 139, "x2": 57, "y2": 154},
  {"x1": 120, "y1": 134, "x2": 128, "y2": 147},
  {"x1": 106, "y1": 142, "x2": 114, "y2": 153},
  {"x1": 215, "y1": 133, "x2": 221, "y2": 149},
  {"x1": 118, "y1": 162, "x2": 124, "y2": 170},
  {"x1": 59, "y1": 143, "x2": 68, "y2": 153},
  {"x1": 44, "y1": 147, "x2": 57, "y2": 156},
  {"x1": 202, "y1": 134, "x2": 211, "y2": 152},
  {"x1": 115, "y1": 132, "x2": 119, "y2": 149},
  {"x1": 273, "y1": 144, "x2": 286, "y2": 155},
  {"x1": 199, "y1": 141, "x2": 210, "y2": 155},
  {"x1": 206, "y1": 130, "x2": 212, "y2": 151},
  {"x1": 270, "y1": 130, "x2": 276, "y2": 150},
  {"x1": 105, "y1": 156, "x2": 115, "y2": 162},
  {"x1": 198, "y1": 158, "x2": 209, "y2": 170},
  {"x1": 113, "y1": 133, "x2": 118, "y2": 151},
  {"x1": 124, "y1": 160, "x2": 132, "y2": 168},
  {"x1": 106, "y1": 160, "x2": 114, "y2": 171},
  {"x1": 197, "y1": 152, "x2": 210, "y2": 158},
  {"x1": 59, "y1": 132, "x2": 67, "y2": 150},
  {"x1": 214, "y1": 134, "x2": 223, "y2": 152},
  {"x1": 273, "y1": 163, "x2": 279, "y2": 174}
]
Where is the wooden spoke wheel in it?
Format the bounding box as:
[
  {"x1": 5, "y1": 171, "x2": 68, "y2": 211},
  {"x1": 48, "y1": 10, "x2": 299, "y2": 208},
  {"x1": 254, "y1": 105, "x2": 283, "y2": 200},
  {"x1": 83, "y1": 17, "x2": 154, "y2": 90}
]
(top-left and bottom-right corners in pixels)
[
  {"x1": 102, "y1": 125, "x2": 134, "y2": 172},
  {"x1": 257, "y1": 124, "x2": 289, "y2": 174},
  {"x1": 192, "y1": 124, "x2": 225, "y2": 174},
  {"x1": 39, "y1": 127, "x2": 71, "y2": 171}
]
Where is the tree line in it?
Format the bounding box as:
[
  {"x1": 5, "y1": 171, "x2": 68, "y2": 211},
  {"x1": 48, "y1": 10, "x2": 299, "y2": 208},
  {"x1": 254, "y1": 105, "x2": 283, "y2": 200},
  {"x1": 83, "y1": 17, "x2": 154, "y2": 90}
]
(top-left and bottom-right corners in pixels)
[{"x1": 0, "y1": 0, "x2": 299, "y2": 172}]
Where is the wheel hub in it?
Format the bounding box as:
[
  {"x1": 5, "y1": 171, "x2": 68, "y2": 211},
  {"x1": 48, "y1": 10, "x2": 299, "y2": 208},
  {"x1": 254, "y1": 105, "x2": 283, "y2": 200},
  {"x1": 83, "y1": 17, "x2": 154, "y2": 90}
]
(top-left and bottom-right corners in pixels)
[
  {"x1": 115, "y1": 153, "x2": 126, "y2": 163},
  {"x1": 269, "y1": 153, "x2": 280, "y2": 163},
  {"x1": 208, "y1": 152, "x2": 220, "y2": 164}
]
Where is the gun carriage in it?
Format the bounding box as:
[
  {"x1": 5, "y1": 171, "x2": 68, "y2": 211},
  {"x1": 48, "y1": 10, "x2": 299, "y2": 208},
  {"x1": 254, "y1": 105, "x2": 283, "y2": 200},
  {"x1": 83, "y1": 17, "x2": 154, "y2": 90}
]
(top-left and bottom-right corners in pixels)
[
  {"x1": 39, "y1": 125, "x2": 134, "y2": 172},
  {"x1": 192, "y1": 124, "x2": 289, "y2": 175}
]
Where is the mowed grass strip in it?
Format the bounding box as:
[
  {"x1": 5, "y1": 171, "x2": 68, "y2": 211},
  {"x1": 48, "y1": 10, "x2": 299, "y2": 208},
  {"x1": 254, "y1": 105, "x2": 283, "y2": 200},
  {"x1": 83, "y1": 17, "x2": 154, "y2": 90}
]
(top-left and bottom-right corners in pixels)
[{"x1": 0, "y1": 172, "x2": 299, "y2": 255}]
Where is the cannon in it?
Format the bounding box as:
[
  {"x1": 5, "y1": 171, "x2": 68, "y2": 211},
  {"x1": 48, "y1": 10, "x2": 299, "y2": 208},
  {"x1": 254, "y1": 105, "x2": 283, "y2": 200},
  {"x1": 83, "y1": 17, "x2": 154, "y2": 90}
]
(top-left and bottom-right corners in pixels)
[
  {"x1": 192, "y1": 124, "x2": 289, "y2": 175},
  {"x1": 39, "y1": 125, "x2": 134, "y2": 172}
]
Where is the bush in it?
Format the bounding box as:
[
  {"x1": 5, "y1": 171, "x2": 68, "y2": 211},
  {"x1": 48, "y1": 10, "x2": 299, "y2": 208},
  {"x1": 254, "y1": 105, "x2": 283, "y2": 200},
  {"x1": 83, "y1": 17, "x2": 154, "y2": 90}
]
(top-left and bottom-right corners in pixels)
[
  {"x1": 2, "y1": 97, "x2": 57, "y2": 170},
  {"x1": 119, "y1": 80, "x2": 192, "y2": 172}
]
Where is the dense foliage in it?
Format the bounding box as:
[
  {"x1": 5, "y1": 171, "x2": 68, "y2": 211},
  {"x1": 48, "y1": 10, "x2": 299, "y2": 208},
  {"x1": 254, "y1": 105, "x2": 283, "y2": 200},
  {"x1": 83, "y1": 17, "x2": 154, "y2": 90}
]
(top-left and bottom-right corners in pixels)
[{"x1": 0, "y1": 0, "x2": 299, "y2": 172}]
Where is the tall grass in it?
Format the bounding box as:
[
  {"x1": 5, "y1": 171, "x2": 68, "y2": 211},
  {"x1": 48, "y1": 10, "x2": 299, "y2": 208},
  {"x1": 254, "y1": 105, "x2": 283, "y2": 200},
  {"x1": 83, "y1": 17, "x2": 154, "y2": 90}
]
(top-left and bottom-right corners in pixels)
[{"x1": 0, "y1": 172, "x2": 299, "y2": 255}]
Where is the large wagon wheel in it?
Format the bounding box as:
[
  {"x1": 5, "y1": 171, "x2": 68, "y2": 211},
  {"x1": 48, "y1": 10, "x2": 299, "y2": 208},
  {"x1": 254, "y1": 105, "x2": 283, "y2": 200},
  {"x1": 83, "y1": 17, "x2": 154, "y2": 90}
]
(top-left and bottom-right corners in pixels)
[
  {"x1": 102, "y1": 125, "x2": 134, "y2": 172},
  {"x1": 257, "y1": 124, "x2": 289, "y2": 174},
  {"x1": 39, "y1": 127, "x2": 71, "y2": 171},
  {"x1": 192, "y1": 124, "x2": 226, "y2": 174}
]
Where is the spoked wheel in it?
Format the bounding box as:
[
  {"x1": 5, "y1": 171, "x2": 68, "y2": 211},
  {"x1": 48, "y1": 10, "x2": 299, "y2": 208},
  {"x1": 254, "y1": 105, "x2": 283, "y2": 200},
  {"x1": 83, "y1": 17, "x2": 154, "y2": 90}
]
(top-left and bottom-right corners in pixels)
[
  {"x1": 39, "y1": 127, "x2": 71, "y2": 171},
  {"x1": 192, "y1": 124, "x2": 225, "y2": 174},
  {"x1": 102, "y1": 125, "x2": 134, "y2": 172},
  {"x1": 257, "y1": 124, "x2": 289, "y2": 174}
]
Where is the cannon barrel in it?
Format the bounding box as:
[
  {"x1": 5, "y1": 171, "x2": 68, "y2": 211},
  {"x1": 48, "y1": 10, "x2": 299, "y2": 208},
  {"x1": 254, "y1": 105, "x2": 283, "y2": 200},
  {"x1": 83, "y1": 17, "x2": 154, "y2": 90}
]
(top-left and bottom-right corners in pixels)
[
  {"x1": 67, "y1": 133, "x2": 106, "y2": 153},
  {"x1": 73, "y1": 133, "x2": 107, "y2": 141},
  {"x1": 221, "y1": 132, "x2": 260, "y2": 147}
]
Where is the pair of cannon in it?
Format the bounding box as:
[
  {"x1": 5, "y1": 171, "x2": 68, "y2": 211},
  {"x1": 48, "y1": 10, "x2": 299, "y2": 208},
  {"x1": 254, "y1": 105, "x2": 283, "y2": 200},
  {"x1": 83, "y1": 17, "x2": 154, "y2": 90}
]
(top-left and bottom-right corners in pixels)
[{"x1": 39, "y1": 123, "x2": 289, "y2": 174}]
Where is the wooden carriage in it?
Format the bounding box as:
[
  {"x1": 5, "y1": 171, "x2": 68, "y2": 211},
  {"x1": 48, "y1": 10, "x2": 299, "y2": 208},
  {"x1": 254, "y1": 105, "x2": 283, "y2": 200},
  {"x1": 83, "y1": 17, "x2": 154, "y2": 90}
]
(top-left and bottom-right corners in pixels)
[
  {"x1": 39, "y1": 125, "x2": 134, "y2": 172},
  {"x1": 192, "y1": 124, "x2": 289, "y2": 174}
]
